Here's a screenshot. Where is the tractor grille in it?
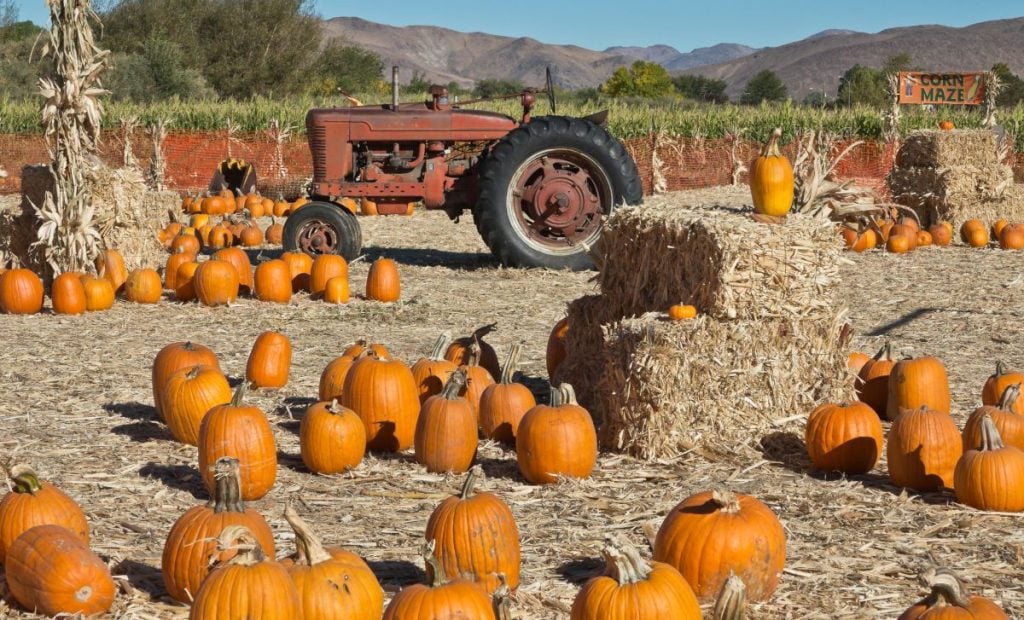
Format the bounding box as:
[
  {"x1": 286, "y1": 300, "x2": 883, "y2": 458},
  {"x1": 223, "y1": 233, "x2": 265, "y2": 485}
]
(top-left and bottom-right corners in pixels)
[{"x1": 309, "y1": 126, "x2": 327, "y2": 180}]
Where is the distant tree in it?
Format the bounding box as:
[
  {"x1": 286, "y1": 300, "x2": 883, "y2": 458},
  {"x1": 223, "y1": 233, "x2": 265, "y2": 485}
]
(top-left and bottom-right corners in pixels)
[
  {"x1": 447, "y1": 81, "x2": 470, "y2": 97},
  {"x1": 992, "y1": 63, "x2": 1024, "y2": 106},
  {"x1": 882, "y1": 53, "x2": 914, "y2": 76},
  {"x1": 802, "y1": 91, "x2": 827, "y2": 107},
  {"x1": 740, "y1": 70, "x2": 787, "y2": 104},
  {"x1": 0, "y1": 12, "x2": 46, "y2": 99},
  {"x1": 601, "y1": 61, "x2": 674, "y2": 98},
  {"x1": 672, "y1": 74, "x2": 728, "y2": 103},
  {"x1": 0, "y1": 0, "x2": 16, "y2": 28},
  {"x1": 402, "y1": 70, "x2": 432, "y2": 94},
  {"x1": 309, "y1": 41, "x2": 385, "y2": 96},
  {"x1": 473, "y1": 78, "x2": 525, "y2": 98},
  {"x1": 836, "y1": 64, "x2": 887, "y2": 107},
  {"x1": 105, "y1": 36, "x2": 215, "y2": 101}
]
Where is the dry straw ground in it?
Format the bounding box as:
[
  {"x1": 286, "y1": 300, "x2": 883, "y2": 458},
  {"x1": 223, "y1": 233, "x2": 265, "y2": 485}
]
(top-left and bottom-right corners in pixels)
[{"x1": 1, "y1": 188, "x2": 1023, "y2": 618}]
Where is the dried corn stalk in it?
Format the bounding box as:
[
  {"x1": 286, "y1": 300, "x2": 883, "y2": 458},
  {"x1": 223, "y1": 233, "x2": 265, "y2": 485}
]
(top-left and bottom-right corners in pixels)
[
  {"x1": 727, "y1": 128, "x2": 747, "y2": 186},
  {"x1": 651, "y1": 130, "x2": 667, "y2": 194},
  {"x1": 884, "y1": 73, "x2": 900, "y2": 141},
  {"x1": 118, "y1": 116, "x2": 139, "y2": 168},
  {"x1": 267, "y1": 118, "x2": 295, "y2": 180},
  {"x1": 147, "y1": 118, "x2": 169, "y2": 191},
  {"x1": 31, "y1": 0, "x2": 110, "y2": 275},
  {"x1": 983, "y1": 71, "x2": 1001, "y2": 129},
  {"x1": 791, "y1": 130, "x2": 878, "y2": 219}
]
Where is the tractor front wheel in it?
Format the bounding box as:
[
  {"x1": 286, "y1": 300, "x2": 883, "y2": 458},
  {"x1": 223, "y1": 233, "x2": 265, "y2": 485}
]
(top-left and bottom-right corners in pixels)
[
  {"x1": 282, "y1": 201, "x2": 362, "y2": 261},
  {"x1": 474, "y1": 116, "x2": 642, "y2": 270}
]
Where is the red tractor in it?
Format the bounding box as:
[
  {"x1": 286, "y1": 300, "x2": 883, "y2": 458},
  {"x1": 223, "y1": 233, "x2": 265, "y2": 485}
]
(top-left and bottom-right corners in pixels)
[{"x1": 282, "y1": 70, "x2": 642, "y2": 270}]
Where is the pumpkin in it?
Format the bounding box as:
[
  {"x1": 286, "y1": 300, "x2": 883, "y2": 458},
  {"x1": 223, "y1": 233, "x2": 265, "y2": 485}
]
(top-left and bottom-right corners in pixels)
[
  {"x1": 310, "y1": 254, "x2": 348, "y2": 297},
  {"x1": 847, "y1": 351, "x2": 871, "y2": 375},
  {"x1": 424, "y1": 466, "x2": 521, "y2": 594},
  {"x1": 366, "y1": 257, "x2": 401, "y2": 302},
  {"x1": 991, "y1": 219, "x2": 1009, "y2": 240},
  {"x1": 174, "y1": 260, "x2": 201, "y2": 302},
  {"x1": 189, "y1": 525, "x2": 301, "y2": 619},
  {"x1": 411, "y1": 332, "x2": 458, "y2": 404},
  {"x1": 162, "y1": 364, "x2": 232, "y2": 445},
  {"x1": 898, "y1": 568, "x2": 1009, "y2": 619},
  {"x1": 212, "y1": 247, "x2": 254, "y2": 295},
  {"x1": 839, "y1": 225, "x2": 857, "y2": 247},
  {"x1": 292, "y1": 196, "x2": 309, "y2": 211},
  {"x1": 152, "y1": 341, "x2": 220, "y2": 421},
  {"x1": 459, "y1": 344, "x2": 496, "y2": 420},
  {"x1": 570, "y1": 539, "x2": 700, "y2": 620},
  {"x1": 319, "y1": 355, "x2": 357, "y2": 402},
  {"x1": 189, "y1": 213, "x2": 210, "y2": 229},
  {"x1": 546, "y1": 317, "x2": 569, "y2": 379},
  {"x1": 963, "y1": 384, "x2": 1024, "y2": 451},
  {"x1": 886, "y1": 234, "x2": 912, "y2": 254},
  {"x1": 878, "y1": 220, "x2": 895, "y2": 242},
  {"x1": 999, "y1": 224, "x2": 1024, "y2": 250},
  {"x1": 79, "y1": 274, "x2": 115, "y2": 311},
  {"x1": 953, "y1": 413, "x2": 1024, "y2": 512},
  {"x1": 849, "y1": 228, "x2": 878, "y2": 252},
  {"x1": 804, "y1": 401, "x2": 883, "y2": 474},
  {"x1": 323, "y1": 275, "x2": 349, "y2": 303},
  {"x1": 162, "y1": 458, "x2": 275, "y2": 603},
  {"x1": 749, "y1": 128, "x2": 793, "y2": 217},
  {"x1": 966, "y1": 226, "x2": 990, "y2": 248},
  {"x1": 982, "y1": 362, "x2": 1024, "y2": 411},
  {"x1": 360, "y1": 197, "x2": 378, "y2": 216},
  {"x1": 382, "y1": 541, "x2": 494, "y2": 620},
  {"x1": 0, "y1": 465, "x2": 89, "y2": 564},
  {"x1": 300, "y1": 399, "x2": 367, "y2": 474},
  {"x1": 927, "y1": 223, "x2": 952, "y2": 247},
  {"x1": 886, "y1": 355, "x2": 950, "y2": 420},
  {"x1": 960, "y1": 220, "x2": 985, "y2": 243},
  {"x1": 938, "y1": 120, "x2": 955, "y2": 131},
  {"x1": 480, "y1": 344, "x2": 536, "y2": 444},
  {"x1": 202, "y1": 195, "x2": 228, "y2": 215},
  {"x1": 198, "y1": 384, "x2": 278, "y2": 501},
  {"x1": 164, "y1": 248, "x2": 195, "y2": 290},
  {"x1": 171, "y1": 233, "x2": 201, "y2": 256},
  {"x1": 341, "y1": 351, "x2": 420, "y2": 452},
  {"x1": 207, "y1": 224, "x2": 234, "y2": 249},
  {"x1": 4, "y1": 524, "x2": 115, "y2": 615},
  {"x1": 516, "y1": 383, "x2": 597, "y2": 484},
  {"x1": 246, "y1": 330, "x2": 292, "y2": 389},
  {"x1": 272, "y1": 199, "x2": 290, "y2": 217},
  {"x1": 265, "y1": 217, "x2": 284, "y2": 245},
  {"x1": 856, "y1": 342, "x2": 895, "y2": 417},
  {"x1": 95, "y1": 248, "x2": 128, "y2": 293},
  {"x1": 239, "y1": 223, "x2": 264, "y2": 247},
  {"x1": 446, "y1": 323, "x2": 501, "y2": 379},
  {"x1": 916, "y1": 230, "x2": 933, "y2": 247},
  {"x1": 668, "y1": 304, "x2": 698, "y2": 320},
  {"x1": 0, "y1": 268, "x2": 44, "y2": 314},
  {"x1": 281, "y1": 251, "x2": 314, "y2": 292},
  {"x1": 343, "y1": 339, "x2": 391, "y2": 359},
  {"x1": 281, "y1": 504, "x2": 384, "y2": 619},
  {"x1": 253, "y1": 259, "x2": 293, "y2": 303},
  {"x1": 415, "y1": 371, "x2": 478, "y2": 473},
  {"x1": 193, "y1": 259, "x2": 240, "y2": 306},
  {"x1": 123, "y1": 268, "x2": 163, "y2": 304},
  {"x1": 887, "y1": 405, "x2": 963, "y2": 491},
  {"x1": 654, "y1": 490, "x2": 785, "y2": 602},
  {"x1": 51, "y1": 272, "x2": 87, "y2": 315}
]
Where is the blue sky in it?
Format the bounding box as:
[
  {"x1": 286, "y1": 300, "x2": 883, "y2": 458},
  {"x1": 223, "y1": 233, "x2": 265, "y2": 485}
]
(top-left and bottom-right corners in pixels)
[{"x1": 15, "y1": 1, "x2": 1023, "y2": 51}]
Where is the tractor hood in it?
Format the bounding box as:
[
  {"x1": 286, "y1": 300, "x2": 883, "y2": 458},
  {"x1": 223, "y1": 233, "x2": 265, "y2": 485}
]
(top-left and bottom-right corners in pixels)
[{"x1": 306, "y1": 106, "x2": 519, "y2": 143}]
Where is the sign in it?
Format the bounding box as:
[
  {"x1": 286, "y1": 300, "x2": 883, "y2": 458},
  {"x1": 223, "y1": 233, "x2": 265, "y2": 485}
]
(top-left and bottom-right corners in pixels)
[{"x1": 898, "y1": 72, "x2": 986, "y2": 105}]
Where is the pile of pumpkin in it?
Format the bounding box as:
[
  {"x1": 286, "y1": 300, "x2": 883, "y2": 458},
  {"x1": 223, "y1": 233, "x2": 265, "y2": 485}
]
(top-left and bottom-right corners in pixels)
[
  {"x1": 806, "y1": 344, "x2": 1024, "y2": 514},
  {"x1": 840, "y1": 215, "x2": 1024, "y2": 253}
]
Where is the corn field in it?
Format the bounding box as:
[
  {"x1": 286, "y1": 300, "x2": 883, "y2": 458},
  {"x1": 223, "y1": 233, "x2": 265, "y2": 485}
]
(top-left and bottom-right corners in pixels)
[{"x1": 0, "y1": 95, "x2": 1022, "y2": 150}]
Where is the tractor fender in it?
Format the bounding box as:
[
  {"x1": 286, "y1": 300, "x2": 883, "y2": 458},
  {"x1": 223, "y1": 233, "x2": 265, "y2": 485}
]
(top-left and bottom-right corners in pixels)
[{"x1": 337, "y1": 197, "x2": 359, "y2": 214}]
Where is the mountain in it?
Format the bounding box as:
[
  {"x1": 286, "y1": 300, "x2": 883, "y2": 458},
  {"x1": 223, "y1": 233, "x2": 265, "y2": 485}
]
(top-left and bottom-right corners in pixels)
[
  {"x1": 680, "y1": 18, "x2": 1024, "y2": 100},
  {"x1": 603, "y1": 44, "x2": 682, "y2": 65},
  {"x1": 663, "y1": 43, "x2": 759, "y2": 71}
]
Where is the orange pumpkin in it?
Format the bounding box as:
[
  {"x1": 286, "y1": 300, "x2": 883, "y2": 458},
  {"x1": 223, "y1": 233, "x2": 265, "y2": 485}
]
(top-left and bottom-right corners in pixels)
[
  {"x1": 265, "y1": 217, "x2": 284, "y2": 245},
  {"x1": 887, "y1": 405, "x2": 963, "y2": 491},
  {"x1": 173, "y1": 260, "x2": 201, "y2": 302},
  {"x1": 319, "y1": 355, "x2": 357, "y2": 402},
  {"x1": 886, "y1": 355, "x2": 950, "y2": 420},
  {"x1": 310, "y1": 255, "x2": 348, "y2": 298},
  {"x1": 212, "y1": 247, "x2": 254, "y2": 295},
  {"x1": 0, "y1": 465, "x2": 89, "y2": 564},
  {"x1": 962, "y1": 384, "x2": 1024, "y2": 452},
  {"x1": 323, "y1": 275, "x2": 349, "y2": 303},
  {"x1": 516, "y1": 384, "x2": 597, "y2": 484},
  {"x1": 300, "y1": 399, "x2": 367, "y2": 474},
  {"x1": 382, "y1": 542, "x2": 494, "y2": 620},
  {"x1": 982, "y1": 362, "x2": 1024, "y2": 411},
  {"x1": 749, "y1": 127, "x2": 794, "y2": 217},
  {"x1": 480, "y1": 344, "x2": 536, "y2": 444},
  {"x1": 411, "y1": 333, "x2": 459, "y2": 404},
  {"x1": 0, "y1": 268, "x2": 44, "y2": 314},
  {"x1": 927, "y1": 223, "x2": 952, "y2": 247},
  {"x1": 415, "y1": 371, "x2": 478, "y2": 473},
  {"x1": 79, "y1": 274, "x2": 115, "y2": 311},
  {"x1": 162, "y1": 364, "x2": 232, "y2": 445},
  {"x1": 193, "y1": 259, "x2": 240, "y2": 306},
  {"x1": 938, "y1": 120, "x2": 955, "y2": 131},
  {"x1": 253, "y1": 259, "x2": 293, "y2": 303},
  {"x1": 804, "y1": 401, "x2": 883, "y2": 474},
  {"x1": 366, "y1": 257, "x2": 401, "y2": 302},
  {"x1": 198, "y1": 384, "x2": 278, "y2": 501},
  {"x1": 916, "y1": 230, "x2": 933, "y2": 247},
  {"x1": 94, "y1": 248, "x2": 128, "y2": 293},
  {"x1": 667, "y1": 304, "x2": 698, "y2": 320},
  {"x1": 281, "y1": 251, "x2": 314, "y2": 293},
  {"x1": 954, "y1": 413, "x2": 1024, "y2": 512},
  {"x1": 999, "y1": 224, "x2": 1024, "y2": 250},
  {"x1": 343, "y1": 339, "x2": 391, "y2": 359},
  {"x1": 847, "y1": 351, "x2": 871, "y2": 375},
  {"x1": 458, "y1": 344, "x2": 495, "y2": 421},
  {"x1": 272, "y1": 199, "x2": 290, "y2": 218},
  {"x1": 886, "y1": 234, "x2": 912, "y2": 254},
  {"x1": 246, "y1": 330, "x2": 292, "y2": 389},
  {"x1": 341, "y1": 352, "x2": 421, "y2": 452},
  {"x1": 123, "y1": 268, "x2": 163, "y2": 304},
  {"x1": 239, "y1": 223, "x2": 263, "y2": 247},
  {"x1": 163, "y1": 248, "x2": 195, "y2": 291},
  {"x1": 445, "y1": 323, "x2": 501, "y2": 380},
  {"x1": 207, "y1": 224, "x2": 234, "y2": 249},
  {"x1": 51, "y1": 272, "x2": 87, "y2": 315},
  {"x1": 152, "y1": 341, "x2": 220, "y2": 421},
  {"x1": 856, "y1": 342, "x2": 894, "y2": 417},
  {"x1": 546, "y1": 317, "x2": 569, "y2": 379},
  {"x1": 991, "y1": 219, "x2": 1009, "y2": 240},
  {"x1": 898, "y1": 569, "x2": 1009, "y2": 619},
  {"x1": 171, "y1": 233, "x2": 201, "y2": 256}
]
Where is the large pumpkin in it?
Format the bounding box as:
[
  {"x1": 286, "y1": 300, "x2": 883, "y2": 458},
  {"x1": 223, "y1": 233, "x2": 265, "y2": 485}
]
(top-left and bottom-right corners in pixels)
[
  {"x1": 366, "y1": 257, "x2": 401, "y2": 302},
  {"x1": 856, "y1": 342, "x2": 895, "y2": 417},
  {"x1": 253, "y1": 259, "x2": 293, "y2": 303},
  {"x1": 445, "y1": 323, "x2": 501, "y2": 379},
  {"x1": 0, "y1": 465, "x2": 89, "y2": 564},
  {"x1": 164, "y1": 248, "x2": 195, "y2": 291},
  {"x1": 212, "y1": 247, "x2": 254, "y2": 295},
  {"x1": 94, "y1": 248, "x2": 128, "y2": 293},
  {"x1": 411, "y1": 332, "x2": 459, "y2": 404},
  {"x1": 424, "y1": 466, "x2": 521, "y2": 595},
  {"x1": 570, "y1": 539, "x2": 700, "y2": 620},
  {"x1": 51, "y1": 272, "x2": 87, "y2": 315},
  {"x1": 246, "y1": 330, "x2": 292, "y2": 389},
  {"x1": 0, "y1": 268, "x2": 44, "y2": 314},
  {"x1": 193, "y1": 259, "x2": 240, "y2": 306},
  {"x1": 161, "y1": 458, "x2": 275, "y2": 603},
  {"x1": 653, "y1": 490, "x2": 786, "y2": 602},
  {"x1": 173, "y1": 260, "x2": 201, "y2": 302},
  {"x1": 954, "y1": 413, "x2": 1024, "y2": 512},
  {"x1": 886, "y1": 355, "x2": 950, "y2": 420},
  {"x1": 898, "y1": 568, "x2": 1009, "y2": 619},
  {"x1": 310, "y1": 254, "x2": 348, "y2": 297},
  {"x1": 516, "y1": 384, "x2": 597, "y2": 484},
  {"x1": 546, "y1": 317, "x2": 569, "y2": 379},
  {"x1": 382, "y1": 542, "x2": 494, "y2": 620},
  {"x1": 981, "y1": 362, "x2": 1024, "y2": 412},
  {"x1": 887, "y1": 405, "x2": 963, "y2": 491},
  {"x1": 323, "y1": 275, "x2": 349, "y2": 303},
  {"x1": 123, "y1": 268, "x2": 163, "y2": 304},
  {"x1": 804, "y1": 401, "x2": 883, "y2": 474},
  {"x1": 963, "y1": 384, "x2": 1024, "y2": 452},
  {"x1": 281, "y1": 251, "x2": 313, "y2": 292},
  {"x1": 281, "y1": 504, "x2": 384, "y2": 619},
  {"x1": 162, "y1": 364, "x2": 232, "y2": 445},
  {"x1": 480, "y1": 343, "x2": 536, "y2": 444},
  {"x1": 300, "y1": 399, "x2": 367, "y2": 474},
  {"x1": 414, "y1": 371, "x2": 478, "y2": 474},
  {"x1": 198, "y1": 384, "x2": 278, "y2": 501},
  {"x1": 340, "y1": 352, "x2": 420, "y2": 452},
  {"x1": 749, "y1": 127, "x2": 794, "y2": 217},
  {"x1": 151, "y1": 341, "x2": 220, "y2": 421},
  {"x1": 4, "y1": 524, "x2": 115, "y2": 616},
  {"x1": 79, "y1": 274, "x2": 115, "y2": 311}
]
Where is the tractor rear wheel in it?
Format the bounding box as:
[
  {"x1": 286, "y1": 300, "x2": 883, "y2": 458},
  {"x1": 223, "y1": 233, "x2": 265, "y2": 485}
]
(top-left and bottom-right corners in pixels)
[
  {"x1": 282, "y1": 201, "x2": 362, "y2": 261},
  {"x1": 474, "y1": 116, "x2": 642, "y2": 270}
]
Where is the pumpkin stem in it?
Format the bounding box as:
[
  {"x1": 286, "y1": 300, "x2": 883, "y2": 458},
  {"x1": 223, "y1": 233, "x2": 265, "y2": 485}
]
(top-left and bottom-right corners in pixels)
[
  {"x1": 976, "y1": 413, "x2": 1006, "y2": 452},
  {"x1": 710, "y1": 489, "x2": 742, "y2": 514},
  {"x1": 459, "y1": 465, "x2": 483, "y2": 500},
  {"x1": 185, "y1": 365, "x2": 203, "y2": 380},
  {"x1": 208, "y1": 457, "x2": 246, "y2": 514},
  {"x1": 713, "y1": 573, "x2": 747, "y2": 620},
  {"x1": 559, "y1": 384, "x2": 579, "y2": 406},
  {"x1": 918, "y1": 568, "x2": 972, "y2": 608},
  {"x1": 996, "y1": 383, "x2": 1021, "y2": 411},
  {"x1": 428, "y1": 332, "x2": 452, "y2": 361},
  {"x1": 467, "y1": 342, "x2": 481, "y2": 368},
  {"x1": 872, "y1": 341, "x2": 893, "y2": 362},
  {"x1": 471, "y1": 322, "x2": 498, "y2": 340},
  {"x1": 210, "y1": 524, "x2": 266, "y2": 568},
  {"x1": 422, "y1": 540, "x2": 448, "y2": 588},
  {"x1": 499, "y1": 344, "x2": 522, "y2": 385},
  {"x1": 761, "y1": 127, "x2": 783, "y2": 158},
  {"x1": 283, "y1": 502, "x2": 333, "y2": 566},
  {"x1": 492, "y1": 574, "x2": 512, "y2": 620},
  {"x1": 230, "y1": 381, "x2": 248, "y2": 406},
  {"x1": 601, "y1": 537, "x2": 652, "y2": 585},
  {"x1": 994, "y1": 361, "x2": 1007, "y2": 378},
  {"x1": 9, "y1": 464, "x2": 43, "y2": 495},
  {"x1": 441, "y1": 369, "x2": 469, "y2": 400}
]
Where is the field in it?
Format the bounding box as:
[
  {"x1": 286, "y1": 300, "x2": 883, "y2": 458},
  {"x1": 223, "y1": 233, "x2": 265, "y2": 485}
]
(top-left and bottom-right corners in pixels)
[{"x1": 1, "y1": 189, "x2": 1023, "y2": 618}]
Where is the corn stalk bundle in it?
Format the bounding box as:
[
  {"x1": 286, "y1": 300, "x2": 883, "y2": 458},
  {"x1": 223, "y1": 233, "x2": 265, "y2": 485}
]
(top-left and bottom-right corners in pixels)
[
  {"x1": 983, "y1": 71, "x2": 1001, "y2": 129},
  {"x1": 118, "y1": 116, "x2": 139, "y2": 168},
  {"x1": 267, "y1": 118, "x2": 295, "y2": 180},
  {"x1": 147, "y1": 118, "x2": 169, "y2": 191},
  {"x1": 651, "y1": 130, "x2": 667, "y2": 194}
]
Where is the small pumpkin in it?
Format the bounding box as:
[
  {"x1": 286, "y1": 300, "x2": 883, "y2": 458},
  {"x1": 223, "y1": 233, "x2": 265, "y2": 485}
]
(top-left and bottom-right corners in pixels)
[
  {"x1": 847, "y1": 351, "x2": 871, "y2": 375},
  {"x1": 886, "y1": 234, "x2": 913, "y2": 254},
  {"x1": 916, "y1": 230, "x2": 933, "y2": 247},
  {"x1": 850, "y1": 228, "x2": 878, "y2": 253},
  {"x1": 239, "y1": 223, "x2": 264, "y2": 247},
  {"x1": 253, "y1": 259, "x2": 293, "y2": 303},
  {"x1": 856, "y1": 342, "x2": 894, "y2": 417},
  {"x1": 123, "y1": 268, "x2": 163, "y2": 303},
  {"x1": 164, "y1": 248, "x2": 195, "y2": 291},
  {"x1": 323, "y1": 275, "x2": 349, "y2": 303},
  {"x1": 898, "y1": 568, "x2": 1009, "y2": 619},
  {"x1": 516, "y1": 383, "x2": 597, "y2": 484},
  {"x1": 198, "y1": 384, "x2": 278, "y2": 501},
  {"x1": 991, "y1": 219, "x2": 1009, "y2": 240},
  {"x1": 749, "y1": 127, "x2": 794, "y2": 217},
  {"x1": 887, "y1": 405, "x2": 963, "y2": 491},
  {"x1": 805, "y1": 401, "x2": 883, "y2": 474},
  {"x1": 272, "y1": 199, "x2": 290, "y2": 218},
  {"x1": 246, "y1": 330, "x2": 292, "y2": 389},
  {"x1": 668, "y1": 304, "x2": 698, "y2": 320},
  {"x1": 982, "y1": 362, "x2": 1024, "y2": 411},
  {"x1": 446, "y1": 323, "x2": 501, "y2": 380},
  {"x1": 411, "y1": 332, "x2": 458, "y2": 404},
  {"x1": 966, "y1": 226, "x2": 990, "y2": 248},
  {"x1": 546, "y1": 317, "x2": 569, "y2": 379},
  {"x1": 0, "y1": 268, "x2": 44, "y2": 314},
  {"x1": 343, "y1": 339, "x2": 391, "y2": 359},
  {"x1": 341, "y1": 351, "x2": 421, "y2": 452},
  {"x1": 366, "y1": 257, "x2": 401, "y2": 302},
  {"x1": 173, "y1": 260, "x2": 201, "y2": 302},
  {"x1": 95, "y1": 248, "x2": 128, "y2": 293},
  {"x1": 927, "y1": 222, "x2": 952, "y2": 247},
  {"x1": 193, "y1": 259, "x2": 240, "y2": 306},
  {"x1": 886, "y1": 355, "x2": 950, "y2": 420},
  {"x1": 281, "y1": 251, "x2": 314, "y2": 292},
  {"x1": 0, "y1": 465, "x2": 89, "y2": 564},
  {"x1": 480, "y1": 343, "x2": 536, "y2": 444},
  {"x1": 382, "y1": 541, "x2": 494, "y2": 620},
  {"x1": 79, "y1": 274, "x2": 115, "y2": 311},
  {"x1": 415, "y1": 371, "x2": 478, "y2": 473},
  {"x1": 171, "y1": 233, "x2": 201, "y2": 256},
  {"x1": 963, "y1": 384, "x2": 1024, "y2": 452},
  {"x1": 207, "y1": 224, "x2": 234, "y2": 249},
  {"x1": 212, "y1": 246, "x2": 254, "y2": 295},
  {"x1": 51, "y1": 272, "x2": 87, "y2": 315},
  {"x1": 653, "y1": 490, "x2": 786, "y2": 602},
  {"x1": 458, "y1": 344, "x2": 496, "y2": 421},
  {"x1": 310, "y1": 254, "x2": 348, "y2": 298},
  {"x1": 938, "y1": 120, "x2": 955, "y2": 131},
  {"x1": 953, "y1": 413, "x2": 1024, "y2": 512},
  {"x1": 162, "y1": 364, "x2": 232, "y2": 445},
  {"x1": 265, "y1": 216, "x2": 284, "y2": 245},
  {"x1": 152, "y1": 341, "x2": 220, "y2": 421},
  {"x1": 319, "y1": 354, "x2": 357, "y2": 402},
  {"x1": 300, "y1": 399, "x2": 367, "y2": 474},
  {"x1": 999, "y1": 224, "x2": 1024, "y2": 250}
]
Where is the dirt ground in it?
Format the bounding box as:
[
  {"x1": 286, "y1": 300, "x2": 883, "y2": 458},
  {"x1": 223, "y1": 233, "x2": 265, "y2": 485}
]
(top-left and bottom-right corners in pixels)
[{"x1": 1, "y1": 194, "x2": 1023, "y2": 618}]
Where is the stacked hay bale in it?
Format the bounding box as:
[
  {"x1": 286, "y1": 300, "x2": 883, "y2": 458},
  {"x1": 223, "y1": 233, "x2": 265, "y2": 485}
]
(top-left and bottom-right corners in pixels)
[
  {"x1": 888, "y1": 130, "x2": 1024, "y2": 228},
  {"x1": 556, "y1": 190, "x2": 853, "y2": 460}
]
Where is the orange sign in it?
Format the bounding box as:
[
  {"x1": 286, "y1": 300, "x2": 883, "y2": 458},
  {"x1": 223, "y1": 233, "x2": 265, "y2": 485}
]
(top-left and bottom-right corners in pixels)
[{"x1": 898, "y1": 72, "x2": 986, "y2": 105}]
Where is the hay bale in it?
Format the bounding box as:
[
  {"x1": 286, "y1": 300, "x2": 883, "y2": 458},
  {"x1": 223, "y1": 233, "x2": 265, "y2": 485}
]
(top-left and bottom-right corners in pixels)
[
  {"x1": 597, "y1": 194, "x2": 843, "y2": 321},
  {"x1": 90, "y1": 165, "x2": 167, "y2": 271},
  {"x1": 554, "y1": 294, "x2": 618, "y2": 420},
  {"x1": 888, "y1": 165, "x2": 1021, "y2": 228},
  {"x1": 895, "y1": 130, "x2": 999, "y2": 168},
  {"x1": 595, "y1": 311, "x2": 853, "y2": 460}
]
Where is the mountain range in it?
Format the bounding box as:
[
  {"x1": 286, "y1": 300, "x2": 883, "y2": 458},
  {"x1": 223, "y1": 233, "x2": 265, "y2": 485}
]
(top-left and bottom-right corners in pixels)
[{"x1": 322, "y1": 16, "x2": 1024, "y2": 98}]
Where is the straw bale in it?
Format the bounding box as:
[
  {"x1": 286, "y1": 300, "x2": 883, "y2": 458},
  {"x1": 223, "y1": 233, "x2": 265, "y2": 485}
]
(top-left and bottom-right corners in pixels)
[
  {"x1": 554, "y1": 294, "x2": 617, "y2": 419},
  {"x1": 598, "y1": 194, "x2": 843, "y2": 321},
  {"x1": 895, "y1": 129, "x2": 999, "y2": 168},
  {"x1": 89, "y1": 165, "x2": 167, "y2": 271},
  {"x1": 595, "y1": 310, "x2": 853, "y2": 460},
  {"x1": 888, "y1": 164, "x2": 1023, "y2": 228}
]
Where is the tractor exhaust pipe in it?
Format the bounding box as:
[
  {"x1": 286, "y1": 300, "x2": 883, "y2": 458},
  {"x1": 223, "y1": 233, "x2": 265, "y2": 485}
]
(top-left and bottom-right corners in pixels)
[{"x1": 392, "y1": 66, "x2": 399, "y2": 109}]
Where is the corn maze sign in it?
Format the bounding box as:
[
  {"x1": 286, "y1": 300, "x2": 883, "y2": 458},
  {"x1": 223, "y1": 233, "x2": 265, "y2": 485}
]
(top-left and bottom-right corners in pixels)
[{"x1": 898, "y1": 72, "x2": 986, "y2": 105}]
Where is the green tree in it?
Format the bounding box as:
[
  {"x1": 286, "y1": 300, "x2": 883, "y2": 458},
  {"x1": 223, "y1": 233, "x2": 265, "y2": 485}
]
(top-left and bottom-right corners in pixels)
[
  {"x1": 601, "y1": 61, "x2": 674, "y2": 98},
  {"x1": 740, "y1": 70, "x2": 787, "y2": 104},
  {"x1": 836, "y1": 65, "x2": 887, "y2": 107},
  {"x1": 992, "y1": 63, "x2": 1024, "y2": 107},
  {"x1": 672, "y1": 74, "x2": 728, "y2": 103},
  {"x1": 473, "y1": 79, "x2": 525, "y2": 98},
  {"x1": 309, "y1": 41, "x2": 385, "y2": 96},
  {"x1": 402, "y1": 70, "x2": 432, "y2": 95},
  {"x1": 802, "y1": 91, "x2": 827, "y2": 107},
  {"x1": 882, "y1": 53, "x2": 914, "y2": 76}
]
